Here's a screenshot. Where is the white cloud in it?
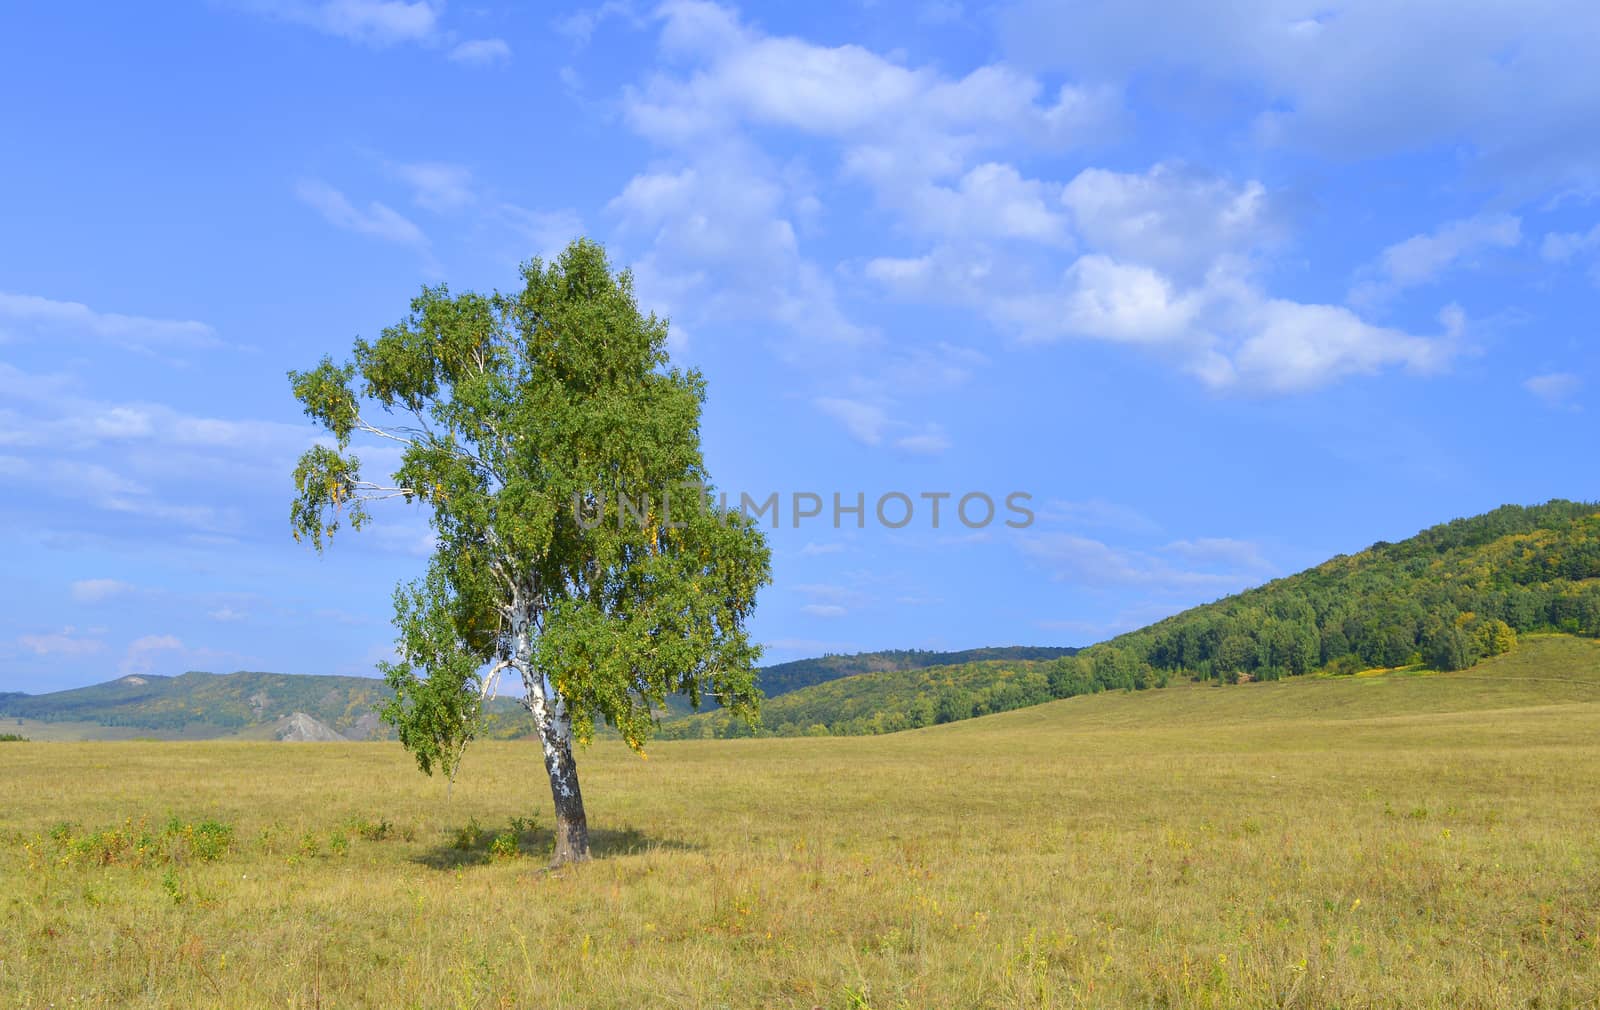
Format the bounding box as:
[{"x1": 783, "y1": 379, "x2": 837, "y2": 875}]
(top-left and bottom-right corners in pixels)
[
  {"x1": 120, "y1": 634, "x2": 186, "y2": 676},
  {"x1": 499, "y1": 205, "x2": 586, "y2": 261},
  {"x1": 556, "y1": 1, "x2": 642, "y2": 46},
  {"x1": 1351, "y1": 213, "x2": 1521, "y2": 303},
  {"x1": 801, "y1": 603, "x2": 847, "y2": 618},
  {"x1": 71, "y1": 579, "x2": 135, "y2": 603},
  {"x1": 448, "y1": 38, "x2": 511, "y2": 66},
  {"x1": 897, "y1": 162, "x2": 1070, "y2": 245},
  {"x1": 0, "y1": 364, "x2": 315, "y2": 538},
  {"x1": 1524, "y1": 371, "x2": 1582, "y2": 407},
  {"x1": 1018, "y1": 532, "x2": 1262, "y2": 592},
  {"x1": 18, "y1": 628, "x2": 106, "y2": 658},
  {"x1": 608, "y1": 150, "x2": 869, "y2": 346},
  {"x1": 998, "y1": 0, "x2": 1600, "y2": 183},
  {"x1": 389, "y1": 161, "x2": 475, "y2": 212},
  {"x1": 893, "y1": 429, "x2": 951, "y2": 455},
  {"x1": 1038, "y1": 499, "x2": 1160, "y2": 534},
  {"x1": 1542, "y1": 222, "x2": 1600, "y2": 263},
  {"x1": 241, "y1": 0, "x2": 440, "y2": 46},
  {"x1": 208, "y1": 607, "x2": 249, "y2": 622},
  {"x1": 814, "y1": 397, "x2": 889, "y2": 446},
  {"x1": 901, "y1": 255, "x2": 1464, "y2": 394},
  {"x1": 1055, "y1": 254, "x2": 1203, "y2": 346},
  {"x1": 0, "y1": 292, "x2": 218, "y2": 352},
  {"x1": 798, "y1": 541, "x2": 845, "y2": 557},
  {"x1": 1162, "y1": 537, "x2": 1271, "y2": 571},
  {"x1": 295, "y1": 179, "x2": 426, "y2": 245},
  {"x1": 634, "y1": 2, "x2": 1115, "y2": 152},
  {"x1": 1061, "y1": 163, "x2": 1277, "y2": 279},
  {"x1": 812, "y1": 394, "x2": 952, "y2": 454}
]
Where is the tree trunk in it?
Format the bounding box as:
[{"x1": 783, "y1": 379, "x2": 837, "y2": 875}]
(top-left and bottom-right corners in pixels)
[
  {"x1": 540, "y1": 707, "x2": 590, "y2": 865},
  {"x1": 511, "y1": 593, "x2": 590, "y2": 865}
]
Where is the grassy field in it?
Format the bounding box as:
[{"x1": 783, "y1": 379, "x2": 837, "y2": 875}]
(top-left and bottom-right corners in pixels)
[{"x1": 4, "y1": 636, "x2": 1600, "y2": 1008}]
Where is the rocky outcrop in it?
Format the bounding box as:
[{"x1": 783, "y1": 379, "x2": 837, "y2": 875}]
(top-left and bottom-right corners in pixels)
[{"x1": 274, "y1": 711, "x2": 347, "y2": 742}]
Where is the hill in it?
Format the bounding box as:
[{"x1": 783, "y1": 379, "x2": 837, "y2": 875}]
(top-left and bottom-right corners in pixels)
[
  {"x1": 0, "y1": 645, "x2": 1073, "y2": 742},
  {"x1": 669, "y1": 499, "x2": 1600, "y2": 737},
  {"x1": 752, "y1": 645, "x2": 1077, "y2": 696},
  {"x1": 0, "y1": 671, "x2": 394, "y2": 741}
]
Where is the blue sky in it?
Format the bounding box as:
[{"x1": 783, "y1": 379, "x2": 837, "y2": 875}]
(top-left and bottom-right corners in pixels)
[{"x1": 2, "y1": 0, "x2": 1597, "y2": 693}]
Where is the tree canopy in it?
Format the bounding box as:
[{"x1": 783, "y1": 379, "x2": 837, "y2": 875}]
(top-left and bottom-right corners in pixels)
[{"x1": 289, "y1": 238, "x2": 771, "y2": 862}]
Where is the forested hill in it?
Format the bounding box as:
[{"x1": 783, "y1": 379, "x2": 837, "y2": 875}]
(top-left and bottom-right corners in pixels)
[
  {"x1": 1077, "y1": 498, "x2": 1600, "y2": 687},
  {"x1": 667, "y1": 499, "x2": 1600, "y2": 738},
  {"x1": 756, "y1": 645, "x2": 1078, "y2": 697}
]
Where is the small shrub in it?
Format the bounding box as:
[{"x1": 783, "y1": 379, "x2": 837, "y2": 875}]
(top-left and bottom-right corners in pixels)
[
  {"x1": 453, "y1": 817, "x2": 484, "y2": 851},
  {"x1": 160, "y1": 869, "x2": 187, "y2": 905},
  {"x1": 0, "y1": 733, "x2": 28, "y2": 742},
  {"x1": 353, "y1": 817, "x2": 394, "y2": 841},
  {"x1": 298, "y1": 832, "x2": 320, "y2": 858},
  {"x1": 489, "y1": 831, "x2": 520, "y2": 861},
  {"x1": 329, "y1": 832, "x2": 350, "y2": 857},
  {"x1": 35, "y1": 817, "x2": 233, "y2": 869}
]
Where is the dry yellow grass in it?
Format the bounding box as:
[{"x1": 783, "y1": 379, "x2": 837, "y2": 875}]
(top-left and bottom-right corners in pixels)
[{"x1": 4, "y1": 636, "x2": 1600, "y2": 1008}]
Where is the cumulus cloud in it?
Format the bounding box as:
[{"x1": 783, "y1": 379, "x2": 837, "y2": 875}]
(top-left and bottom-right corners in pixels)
[
  {"x1": 1060, "y1": 163, "x2": 1279, "y2": 279},
  {"x1": 71, "y1": 579, "x2": 135, "y2": 603},
  {"x1": 18, "y1": 628, "x2": 106, "y2": 658},
  {"x1": 871, "y1": 162, "x2": 1464, "y2": 394},
  {"x1": 0, "y1": 292, "x2": 218, "y2": 352},
  {"x1": 295, "y1": 179, "x2": 426, "y2": 245},
  {"x1": 1351, "y1": 213, "x2": 1522, "y2": 304},
  {"x1": 608, "y1": 147, "x2": 869, "y2": 346}
]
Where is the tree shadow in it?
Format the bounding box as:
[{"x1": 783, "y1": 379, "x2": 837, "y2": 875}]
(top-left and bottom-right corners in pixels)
[{"x1": 413, "y1": 820, "x2": 699, "y2": 869}]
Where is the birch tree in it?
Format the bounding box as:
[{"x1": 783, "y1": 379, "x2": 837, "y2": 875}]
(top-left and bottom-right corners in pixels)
[{"x1": 288, "y1": 239, "x2": 771, "y2": 864}]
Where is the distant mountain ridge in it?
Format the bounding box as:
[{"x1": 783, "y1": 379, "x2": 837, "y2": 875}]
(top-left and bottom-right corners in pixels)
[
  {"x1": 0, "y1": 670, "x2": 393, "y2": 740},
  {"x1": 755, "y1": 646, "x2": 1079, "y2": 696},
  {"x1": 0, "y1": 645, "x2": 1073, "y2": 741}
]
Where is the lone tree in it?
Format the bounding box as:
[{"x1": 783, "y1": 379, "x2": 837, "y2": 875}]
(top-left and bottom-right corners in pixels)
[{"x1": 288, "y1": 239, "x2": 771, "y2": 863}]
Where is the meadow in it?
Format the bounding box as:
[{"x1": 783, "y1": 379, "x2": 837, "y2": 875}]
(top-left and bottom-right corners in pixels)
[{"x1": 4, "y1": 636, "x2": 1600, "y2": 1008}]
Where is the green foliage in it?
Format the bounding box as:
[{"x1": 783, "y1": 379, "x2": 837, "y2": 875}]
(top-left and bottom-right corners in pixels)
[
  {"x1": 33, "y1": 817, "x2": 234, "y2": 869},
  {"x1": 1100, "y1": 500, "x2": 1600, "y2": 685},
  {"x1": 488, "y1": 831, "x2": 520, "y2": 861},
  {"x1": 453, "y1": 817, "x2": 485, "y2": 851},
  {"x1": 290, "y1": 238, "x2": 772, "y2": 778},
  {"x1": 379, "y1": 566, "x2": 485, "y2": 784},
  {"x1": 660, "y1": 660, "x2": 1061, "y2": 739},
  {"x1": 0, "y1": 733, "x2": 26, "y2": 742},
  {"x1": 753, "y1": 646, "x2": 1078, "y2": 698}
]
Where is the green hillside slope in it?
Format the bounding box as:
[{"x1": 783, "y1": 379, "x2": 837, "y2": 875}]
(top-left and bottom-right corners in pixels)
[
  {"x1": 0, "y1": 671, "x2": 395, "y2": 739},
  {"x1": 754, "y1": 645, "x2": 1078, "y2": 697},
  {"x1": 671, "y1": 500, "x2": 1600, "y2": 738},
  {"x1": 658, "y1": 657, "x2": 1065, "y2": 738},
  {"x1": 1084, "y1": 498, "x2": 1600, "y2": 685}
]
